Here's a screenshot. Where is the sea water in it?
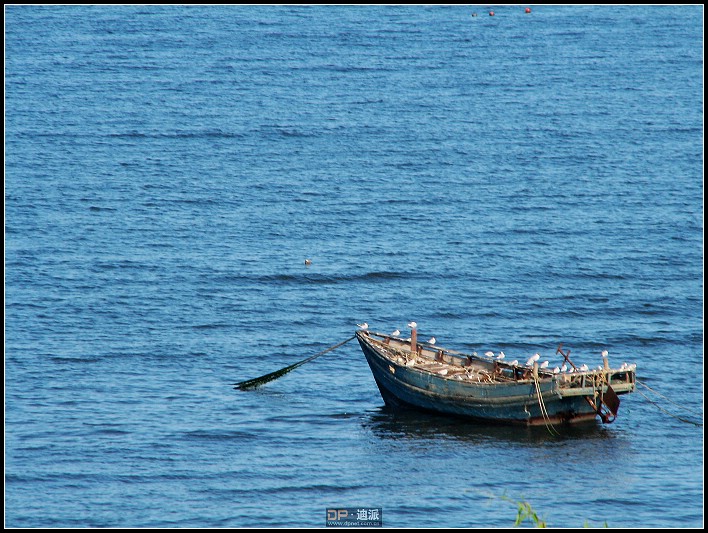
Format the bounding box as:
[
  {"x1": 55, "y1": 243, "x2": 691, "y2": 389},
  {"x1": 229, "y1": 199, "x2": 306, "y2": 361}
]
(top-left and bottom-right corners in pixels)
[{"x1": 5, "y1": 5, "x2": 703, "y2": 527}]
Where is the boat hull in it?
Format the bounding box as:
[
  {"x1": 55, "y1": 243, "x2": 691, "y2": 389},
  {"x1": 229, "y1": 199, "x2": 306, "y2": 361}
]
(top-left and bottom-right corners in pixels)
[{"x1": 357, "y1": 333, "x2": 614, "y2": 426}]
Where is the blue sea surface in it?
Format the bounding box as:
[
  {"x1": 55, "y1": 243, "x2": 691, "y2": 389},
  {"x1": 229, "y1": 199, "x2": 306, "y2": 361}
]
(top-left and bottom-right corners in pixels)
[{"x1": 5, "y1": 5, "x2": 703, "y2": 528}]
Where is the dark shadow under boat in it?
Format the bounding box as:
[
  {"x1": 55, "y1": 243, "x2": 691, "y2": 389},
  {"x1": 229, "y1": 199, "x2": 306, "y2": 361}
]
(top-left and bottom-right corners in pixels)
[{"x1": 361, "y1": 405, "x2": 618, "y2": 444}]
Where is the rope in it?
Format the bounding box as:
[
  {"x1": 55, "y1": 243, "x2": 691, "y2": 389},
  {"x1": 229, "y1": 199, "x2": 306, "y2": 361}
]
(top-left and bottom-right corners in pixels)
[
  {"x1": 538, "y1": 380, "x2": 560, "y2": 436},
  {"x1": 593, "y1": 372, "x2": 610, "y2": 423},
  {"x1": 634, "y1": 385, "x2": 703, "y2": 427},
  {"x1": 636, "y1": 379, "x2": 703, "y2": 417},
  {"x1": 533, "y1": 375, "x2": 560, "y2": 436},
  {"x1": 234, "y1": 335, "x2": 356, "y2": 390}
]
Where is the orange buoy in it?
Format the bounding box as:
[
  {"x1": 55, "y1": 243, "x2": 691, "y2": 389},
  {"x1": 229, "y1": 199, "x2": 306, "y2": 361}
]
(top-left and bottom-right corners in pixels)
[{"x1": 525, "y1": 7, "x2": 531, "y2": 14}]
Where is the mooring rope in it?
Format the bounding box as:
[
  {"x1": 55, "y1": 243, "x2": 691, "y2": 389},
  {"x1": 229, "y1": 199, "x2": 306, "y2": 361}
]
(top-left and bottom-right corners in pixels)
[
  {"x1": 533, "y1": 375, "x2": 560, "y2": 436},
  {"x1": 634, "y1": 380, "x2": 702, "y2": 427},
  {"x1": 636, "y1": 379, "x2": 702, "y2": 416},
  {"x1": 538, "y1": 381, "x2": 560, "y2": 436},
  {"x1": 234, "y1": 335, "x2": 356, "y2": 390}
]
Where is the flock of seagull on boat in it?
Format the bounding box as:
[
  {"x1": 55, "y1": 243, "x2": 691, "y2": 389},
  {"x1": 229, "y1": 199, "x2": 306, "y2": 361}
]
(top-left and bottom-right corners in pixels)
[{"x1": 356, "y1": 321, "x2": 636, "y2": 374}]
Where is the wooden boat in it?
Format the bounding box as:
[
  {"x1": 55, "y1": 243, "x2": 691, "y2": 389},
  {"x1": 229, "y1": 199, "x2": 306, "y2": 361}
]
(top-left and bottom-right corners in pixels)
[{"x1": 356, "y1": 329, "x2": 636, "y2": 426}]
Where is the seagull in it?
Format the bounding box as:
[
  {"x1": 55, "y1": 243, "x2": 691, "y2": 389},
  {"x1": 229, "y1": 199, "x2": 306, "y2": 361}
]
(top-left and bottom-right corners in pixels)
[
  {"x1": 601, "y1": 350, "x2": 609, "y2": 357},
  {"x1": 526, "y1": 353, "x2": 541, "y2": 366},
  {"x1": 391, "y1": 329, "x2": 401, "y2": 337},
  {"x1": 540, "y1": 361, "x2": 549, "y2": 369},
  {"x1": 484, "y1": 351, "x2": 495, "y2": 358},
  {"x1": 560, "y1": 363, "x2": 568, "y2": 372},
  {"x1": 579, "y1": 364, "x2": 589, "y2": 372},
  {"x1": 510, "y1": 360, "x2": 518, "y2": 366},
  {"x1": 496, "y1": 352, "x2": 505, "y2": 360},
  {"x1": 356, "y1": 322, "x2": 369, "y2": 330},
  {"x1": 553, "y1": 367, "x2": 560, "y2": 374},
  {"x1": 407, "y1": 321, "x2": 417, "y2": 329},
  {"x1": 428, "y1": 337, "x2": 436, "y2": 345}
]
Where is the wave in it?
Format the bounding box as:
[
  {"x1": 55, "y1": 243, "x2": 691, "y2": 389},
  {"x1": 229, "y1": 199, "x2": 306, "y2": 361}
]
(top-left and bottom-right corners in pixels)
[
  {"x1": 106, "y1": 130, "x2": 247, "y2": 140},
  {"x1": 213, "y1": 270, "x2": 429, "y2": 287},
  {"x1": 49, "y1": 356, "x2": 103, "y2": 364},
  {"x1": 202, "y1": 483, "x2": 372, "y2": 498},
  {"x1": 15, "y1": 130, "x2": 248, "y2": 140},
  {"x1": 191, "y1": 323, "x2": 233, "y2": 330},
  {"x1": 183, "y1": 429, "x2": 260, "y2": 442},
  {"x1": 254, "y1": 125, "x2": 321, "y2": 139}
]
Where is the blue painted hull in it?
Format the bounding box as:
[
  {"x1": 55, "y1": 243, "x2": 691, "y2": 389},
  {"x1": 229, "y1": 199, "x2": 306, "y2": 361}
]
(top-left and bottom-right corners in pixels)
[{"x1": 357, "y1": 332, "x2": 630, "y2": 426}]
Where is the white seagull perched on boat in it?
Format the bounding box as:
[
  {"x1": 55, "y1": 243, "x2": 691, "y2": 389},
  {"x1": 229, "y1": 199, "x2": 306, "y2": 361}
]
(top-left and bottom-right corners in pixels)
[
  {"x1": 510, "y1": 360, "x2": 518, "y2": 366},
  {"x1": 496, "y1": 352, "x2": 505, "y2": 360},
  {"x1": 601, "y1": 350, "x2": 609, "y2": 357},
  {"x1": 484, "y1": 351, "x2": 495, "y2": 358},
  {"x1": 356, "y1": 322, "x2": 369, "y2": 330},
  {"x1": 407, "y1": 321, "x2": 417, "y2": 329},
  {"x1": 391, "y1": 329, "x2": 401, "y2": 337},
  {"x1": 560, "y1": 363, "x2": 568, "y2": 372},
  {"x1": 526, "y1": 353, "x2": 541, "y2": 366},
  {"x1": 428, "y1": 337, "x2": 436, "y2": 345},
  {"x1": 540, "y1": 361, "x2": 549, "y2": 369},
  {"x1": 553, "y1": 367, "x2": 560, "y2": 374},
  {"x1": 579, "y1": 364, "x2": 589, "y2": 372}
]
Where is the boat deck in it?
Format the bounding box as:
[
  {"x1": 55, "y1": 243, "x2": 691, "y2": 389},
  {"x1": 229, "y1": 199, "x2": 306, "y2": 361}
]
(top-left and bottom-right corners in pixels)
[{"x1": 358, "y1": 330, "x2": 636, "y2": 395}]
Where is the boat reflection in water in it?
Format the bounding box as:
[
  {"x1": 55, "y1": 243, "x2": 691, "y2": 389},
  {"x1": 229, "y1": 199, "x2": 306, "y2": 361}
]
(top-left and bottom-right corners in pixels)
[{"x1": 362, "y1": 405, "x2": 619, "y2": 445}]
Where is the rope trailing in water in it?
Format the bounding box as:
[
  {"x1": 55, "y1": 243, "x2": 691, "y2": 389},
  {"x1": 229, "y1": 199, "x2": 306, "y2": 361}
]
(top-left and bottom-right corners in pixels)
[
  {"x1": 637, "y1": 379, "x2": 702, "y2": 415},
  {"x1": 635, "y1": 379, "x2": 703, "y2": 427},
  {"x1": 234, "y1": 335, "x2": 356, "y2": 391}
]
